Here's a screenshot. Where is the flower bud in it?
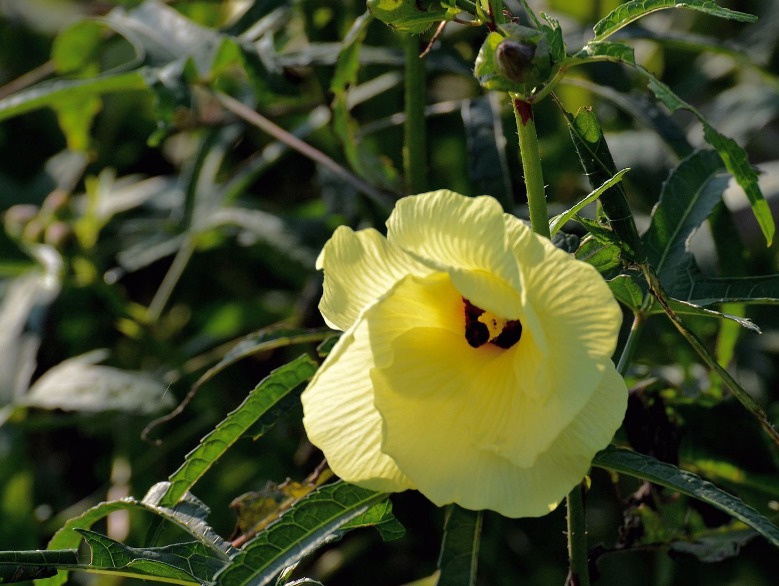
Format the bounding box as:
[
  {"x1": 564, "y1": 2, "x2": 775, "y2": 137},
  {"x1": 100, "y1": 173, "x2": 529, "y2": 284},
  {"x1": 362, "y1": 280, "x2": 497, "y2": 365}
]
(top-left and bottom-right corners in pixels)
[{"x1": 495, "y1": 40, "x2": 536, "y2": 84}]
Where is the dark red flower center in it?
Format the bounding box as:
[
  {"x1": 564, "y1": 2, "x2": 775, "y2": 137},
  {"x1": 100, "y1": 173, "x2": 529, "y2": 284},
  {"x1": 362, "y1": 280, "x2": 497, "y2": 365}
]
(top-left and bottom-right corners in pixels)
[{"x1": 463, "y1": 298, "x2": 523, "y2": 350}]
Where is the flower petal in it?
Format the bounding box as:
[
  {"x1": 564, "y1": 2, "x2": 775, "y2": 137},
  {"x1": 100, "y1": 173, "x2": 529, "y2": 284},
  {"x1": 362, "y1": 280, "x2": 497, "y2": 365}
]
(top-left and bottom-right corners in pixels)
[
  {"x1": 386, "y1": 191, "x2": 523, "y2": 318},
  {"x1": 302, "y1": 271, "x2": 459, "y2": 492},
  {"x1": 497, "y1": 214, "x2": 624, "y2": 463},
  {"x1": 317, "y1": 226, "x2": 433, "y2": 331},
  {"x1": 373, "y1": 321, "x2": 627, "y2": 517},
  {"x1": 301, "y1": 320, "x2": 413, "y2": 492}
]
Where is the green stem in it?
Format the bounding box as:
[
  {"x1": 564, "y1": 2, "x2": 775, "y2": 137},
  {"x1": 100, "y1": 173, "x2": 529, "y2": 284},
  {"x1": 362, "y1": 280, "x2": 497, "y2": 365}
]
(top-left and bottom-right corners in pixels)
[
  {"x1": 515, "y1": 87, "x2": 586, "y2": 583},
  {"x1": 490, "y1": 0, "x2": 505, "y2": 25},
  {"x1": 617, "y1": 314, "x2": 645, "y2": 376},
  {"x1": 453, "y1": 0, "x2": 478, "y2": 14},
  {"x1": 146, "y1": 237, "x2": 196, "y2": 323},
  {"x1": 403, "y1": 34, "x2": 426, "y2": 194},
  {"x1": 642, "y1": 266, "x2": 779, "y2": 448},
  {"x1": 566, "y1": 482, "x2": 591, "y2": 586},
  {"x1": 512, "y1": 97, "x2": 550, "y2": 237}
]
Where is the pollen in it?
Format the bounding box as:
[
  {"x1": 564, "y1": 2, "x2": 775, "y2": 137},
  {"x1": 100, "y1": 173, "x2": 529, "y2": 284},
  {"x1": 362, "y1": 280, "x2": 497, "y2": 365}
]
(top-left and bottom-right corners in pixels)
[
  {"x1": 463, "y1": 298, "x2": 523, "y2": 350},
  {"x1": 478, "y1": 311, "x2": 508, "y2": 341}
]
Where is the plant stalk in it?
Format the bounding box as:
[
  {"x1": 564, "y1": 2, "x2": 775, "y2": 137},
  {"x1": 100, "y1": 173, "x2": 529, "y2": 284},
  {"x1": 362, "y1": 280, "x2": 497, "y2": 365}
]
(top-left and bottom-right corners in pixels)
[
  {"x1": 566, "y1": 482, "x2": 591, "y2": 586},
  {"x1": 642, "y1": 265, "x2": 779, "y2": 447},
  {"x1": 403, "y1": 34, "x2": 427, "y2": 194},
  {"x1": 514, "y1": 89, "x2": 587, "y2": 583},
  {"x1": 617, "y1": 314, "x2": 645, "y2": 376},
  {"x1": 512, "y1": 97, "x2": 550, "y2": 237},
  {"x1": 490, "y1": 0, "x2": 505, "y2": 25}
]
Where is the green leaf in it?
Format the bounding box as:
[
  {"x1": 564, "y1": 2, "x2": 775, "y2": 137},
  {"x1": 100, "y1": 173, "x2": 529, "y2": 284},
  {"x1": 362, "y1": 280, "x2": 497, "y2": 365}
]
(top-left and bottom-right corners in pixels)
[
  {"x1": 573, "y1": 41, "x2": 638, "y2": 64},
  {"x1": 435, "y1": 506, "x2": 482, "y2": 586},
  {"x1": 592, "y1": 446, "x2": 779, "y2": 549},
  {"x1": 643, "y1": 150, "x2": 730, "y2": 287},
  {"x1": 461, "y1": 95, "x2": 512, "y2": 210},
  {"x1": 561, "y1": 105, "x2": 646, "y2": 261},
  {"x1": 0, "y1": 71, "x2": 148, "y2": 123},
  {"x1": 644, "y1": 75, "x2": 774, "y2": 246},
  {"x1": 608, "y1": 275, "x2": 760, "y2": 331},
  {"x1": 561, "y1": 77, "x2": 693, "y2": 159},
  {"x1": 214, "y1": 482, "x2": 388, "y2": 586},
  {"x1": 77, "y1": 530, "x2": 224, "y2": 585},
  {"x1": 340, "y1": 499, "x2": 406, "y2": 542},
  {"x1": 330, "y1": 12, "x2": 400, "y2": 192},
  {"x1": 0, "y1": 534, "x2": 226, "y2": 585},
  {"x1": 160, "y1": 355, "x2": 318, "y2": 508},
  {"x1": 608, "y1": 275, "x2": 645, "y2": 309},
  {"x1": 0, "y1": 550, "x2": 78, "y2": 584},
  {"x1": 549, "y1": 168, "x2": 630, "y2": 235},
  {"x1": 37, "y1": 482, "x2": 237, "y2": 586},
  {"x1": 593, "y1": 1, "x2": 757, "y2": 41},
  {"x1": 367, "y1": 0, "x2": 452, "y2": 34},
  {"x1": 52, "y1": 21, "x2": 105, "y2": 75},
  {"x1": 564, "y1": 43, "x2": 775, "y2": 246},
  {"x1": 575, "y1": 237, "x2": 622, "y2": 273}
]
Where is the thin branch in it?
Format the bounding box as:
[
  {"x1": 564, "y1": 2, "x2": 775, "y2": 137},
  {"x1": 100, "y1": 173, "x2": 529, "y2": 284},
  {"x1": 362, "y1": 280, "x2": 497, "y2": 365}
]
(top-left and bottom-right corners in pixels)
[{"x1": 213, "y1": 91, "x2": 396, "y2": 211}]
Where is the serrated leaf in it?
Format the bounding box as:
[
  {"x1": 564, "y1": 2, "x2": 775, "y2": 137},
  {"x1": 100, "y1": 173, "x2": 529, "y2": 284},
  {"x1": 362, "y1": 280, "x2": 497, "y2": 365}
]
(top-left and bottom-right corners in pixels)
[
  {"x1": 592, "y1": 446, "x2": 779, "y2": 549},
  {"x1": 561, "y1": 77, "x2": 693, "y2": 159},
  {"x1": 593, "y1": 1, "x2": 756, "y2": 41},
  {"x1": 608, "y1": 275, "x2": 760, "y2": 331},
  {"x1": 214, "y1": 482, "x2": 387, "y2": 586},
  {"x1": 549, "y1": 168, "x2": 630, "y2": 235},
  {"x1": 461, "y1": 95, "x2": 512, "y2": 210},
  {"x1": 0, "y1": 550, "x2": 78, "y2": 584},
  {"x1": 77, "y1": 530, "x2": 224, "y2": 584},
  {"x1": 562, "y1": 106, "x2": 646, "y2": 261},
  {"x1": 37, "y1": 482, "x2": 236, "y2": 586},
  {"x1": 340, "y1": 499, "x2": 406, "y2": 542},
  {"x1": 435, "y1": 506, "x2": 482, "y2": 586},
  {"x1": 643, "y1": 75, "x2": 774, "y2": 246},
  {"x1": 160, "y1": 355, "x2": 318, "y2": 508},
  {"x1": 643, "y1": 150, "x2": 730, "y2": 288},
  {"x1": 367, "y1": 0, "x2": 452, "y2": 34},
  {"x1": 574, "y1": 41, "x2": 637, "y2": 64}
]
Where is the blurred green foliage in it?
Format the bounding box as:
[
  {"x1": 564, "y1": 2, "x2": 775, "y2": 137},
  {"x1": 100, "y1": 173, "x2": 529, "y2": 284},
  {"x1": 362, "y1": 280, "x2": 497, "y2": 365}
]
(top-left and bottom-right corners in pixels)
[{"x1": 1, "y1": 0, "x2": 779, "y2": 585}]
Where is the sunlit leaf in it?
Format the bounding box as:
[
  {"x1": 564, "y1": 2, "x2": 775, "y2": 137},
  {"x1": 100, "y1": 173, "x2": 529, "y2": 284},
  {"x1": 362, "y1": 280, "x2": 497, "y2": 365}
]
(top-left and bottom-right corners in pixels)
[
  {"x1": 593, "y1": 1, "x2": 756, "y2": 41},
  {"x1": 159, "y1": 355, "x2": 318, "y2": 507},
  {"x1": 214, "y1": 482, "x2": 388, "y2": 586}
]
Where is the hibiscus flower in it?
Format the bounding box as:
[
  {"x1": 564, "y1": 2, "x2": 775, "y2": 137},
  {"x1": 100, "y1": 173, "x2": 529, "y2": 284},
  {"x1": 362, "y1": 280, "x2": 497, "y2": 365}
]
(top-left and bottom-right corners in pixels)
[{"x1": 302, "y1": 190, "x2": 627, "y2": 518}]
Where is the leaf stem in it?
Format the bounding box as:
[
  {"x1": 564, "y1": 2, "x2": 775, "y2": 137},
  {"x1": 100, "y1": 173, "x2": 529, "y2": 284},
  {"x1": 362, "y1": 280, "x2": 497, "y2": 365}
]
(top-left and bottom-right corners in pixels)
[
  {"x1": 566, "y1": 482, "x2": 591, "y2": 586},
  {"x1": 145, "y1": 236, "x2": 196, "y2": 323},
  {"x1": 403, "y1": 34, "x2": 427, "y2": 194},
  {"x1": 490, "y1": 0, "x2": 506, "y2": 25},
  {"x1": 617, "y1": 314, "x2": 645, "y2": 376},
  {"x1": 214, "y1": 91, "x2": 395, "y2": 211},
  {"x1": 453, "y1": 0, "x2": 478, "y2": 15},
  {"x1": 512, "y1": 97, "x2": 550, "y2": 237},
  {"x1": 642, "y1": 266, "x2": 779, "y2": 448}
]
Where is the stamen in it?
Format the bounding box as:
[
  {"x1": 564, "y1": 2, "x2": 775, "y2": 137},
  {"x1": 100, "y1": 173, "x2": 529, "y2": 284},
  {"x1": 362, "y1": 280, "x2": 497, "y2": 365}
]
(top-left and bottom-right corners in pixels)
[{"x1": 462, "y1": 298, "x2": 522, "y2": 349}]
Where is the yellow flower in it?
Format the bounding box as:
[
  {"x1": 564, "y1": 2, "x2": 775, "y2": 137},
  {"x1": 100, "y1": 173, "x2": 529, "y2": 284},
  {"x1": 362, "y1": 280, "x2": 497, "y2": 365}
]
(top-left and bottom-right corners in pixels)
[{"x1": 301, "y1": 190, "x2": 627, "y2": 518}]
